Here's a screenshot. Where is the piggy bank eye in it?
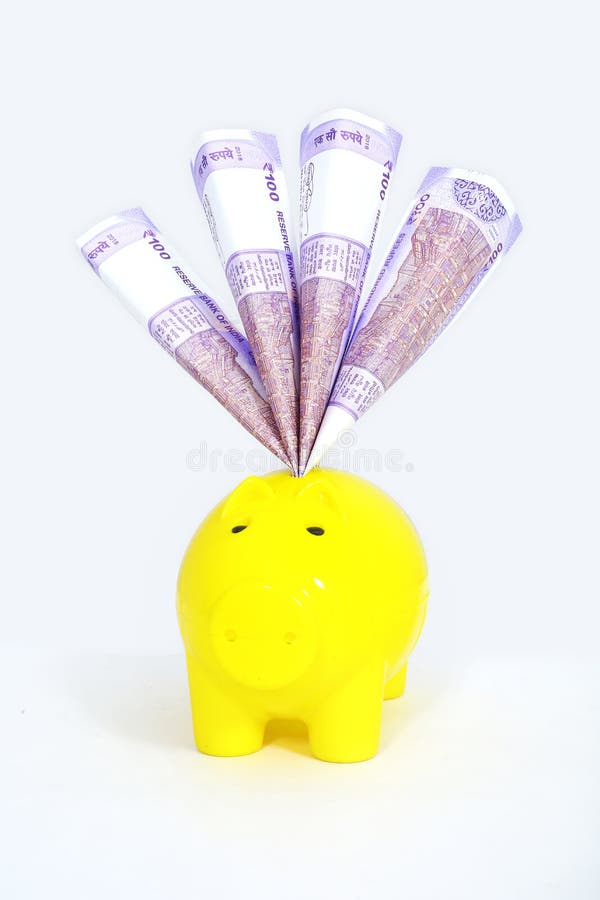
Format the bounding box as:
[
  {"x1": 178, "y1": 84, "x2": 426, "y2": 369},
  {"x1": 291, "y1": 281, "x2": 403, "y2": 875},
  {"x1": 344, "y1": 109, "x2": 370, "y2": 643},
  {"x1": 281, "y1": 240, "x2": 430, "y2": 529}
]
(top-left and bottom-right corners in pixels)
[
  {"x1": 231, "y1": 525, "x2": 247, "y2": 534},
  {"x1": 306, "y1": 526, "x2": 325, "y2": 536}
]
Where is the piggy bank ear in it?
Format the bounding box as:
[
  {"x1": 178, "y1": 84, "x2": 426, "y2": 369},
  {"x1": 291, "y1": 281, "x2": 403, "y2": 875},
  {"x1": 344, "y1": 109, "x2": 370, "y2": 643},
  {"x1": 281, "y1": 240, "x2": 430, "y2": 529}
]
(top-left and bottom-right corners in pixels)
[
  {"x1": 295, "y1": 478, "x2": 347, "y2": 523},
  {"x1": 220, "y1": 476, "x2": 274, "y2": 524}
]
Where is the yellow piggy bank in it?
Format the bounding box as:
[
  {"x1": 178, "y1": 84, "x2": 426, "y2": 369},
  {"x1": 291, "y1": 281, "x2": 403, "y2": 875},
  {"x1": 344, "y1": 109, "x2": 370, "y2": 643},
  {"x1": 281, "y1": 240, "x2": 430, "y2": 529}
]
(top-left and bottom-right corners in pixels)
[{"x1": 177, "y1": 468, "x2": 428, "y2": 762}]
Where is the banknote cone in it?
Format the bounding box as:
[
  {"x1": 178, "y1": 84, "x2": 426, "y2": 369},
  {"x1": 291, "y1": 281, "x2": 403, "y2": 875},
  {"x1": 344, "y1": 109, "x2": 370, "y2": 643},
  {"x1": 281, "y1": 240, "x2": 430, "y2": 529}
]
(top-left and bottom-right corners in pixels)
[
  {"x1": 296, "y1": 109, "x2": 402, "y2": 473},
  {"x1": 306, "y1": 168, "x2": 523, "y2": 469}
]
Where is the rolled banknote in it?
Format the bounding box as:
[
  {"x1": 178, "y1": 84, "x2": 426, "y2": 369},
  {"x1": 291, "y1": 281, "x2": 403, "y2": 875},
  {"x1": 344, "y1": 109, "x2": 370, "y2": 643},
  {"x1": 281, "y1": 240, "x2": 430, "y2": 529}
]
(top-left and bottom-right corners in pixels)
[
  {"x1": 77, "y1": 207, "x2": 291, "y2": 466},
  {"x1": 298, "y1": 108, "x2": 402, "y2": 471},
  {"x1": 191, "y1": 130, "x2": 299, "y2": 472},
  {"x1": 304, "y1": 167, "x2": 523, "y2": 472}
]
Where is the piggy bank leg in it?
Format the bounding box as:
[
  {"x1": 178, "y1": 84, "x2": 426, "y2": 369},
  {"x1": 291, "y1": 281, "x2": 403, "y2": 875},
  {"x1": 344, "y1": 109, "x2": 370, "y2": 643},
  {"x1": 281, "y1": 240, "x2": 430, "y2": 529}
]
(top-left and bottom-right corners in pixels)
[
  {"x1": 185, "y1": 654, "x2": 265, "y2": 757},
  {"x1": 384, "y1": 662, "x2": 407, "y2": 700},
  {"x1": 308, "y1": 662, "x2": 384, "y2": 763}
]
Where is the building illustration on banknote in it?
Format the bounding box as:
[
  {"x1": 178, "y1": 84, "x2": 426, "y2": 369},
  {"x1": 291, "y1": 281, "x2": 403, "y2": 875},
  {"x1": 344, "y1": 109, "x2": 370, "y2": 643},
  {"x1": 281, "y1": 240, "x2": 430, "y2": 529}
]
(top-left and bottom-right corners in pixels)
[{"x1": 341, "y1": 209, "x2": 492, "y2": 393}]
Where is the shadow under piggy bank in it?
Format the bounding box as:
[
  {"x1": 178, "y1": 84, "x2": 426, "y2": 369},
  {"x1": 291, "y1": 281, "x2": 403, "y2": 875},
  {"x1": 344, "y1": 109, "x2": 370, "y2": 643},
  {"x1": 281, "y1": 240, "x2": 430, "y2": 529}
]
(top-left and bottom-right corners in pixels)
[{"x1": 65, "y1": 653, "x2": 444, "y2": 762}]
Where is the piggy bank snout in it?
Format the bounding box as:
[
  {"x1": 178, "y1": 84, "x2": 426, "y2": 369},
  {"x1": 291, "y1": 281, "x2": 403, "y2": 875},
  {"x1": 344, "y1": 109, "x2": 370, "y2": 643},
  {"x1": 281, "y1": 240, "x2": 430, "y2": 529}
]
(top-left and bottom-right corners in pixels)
[{"x1": 210, "y1": 584, "x2": 317, "y2": 691}]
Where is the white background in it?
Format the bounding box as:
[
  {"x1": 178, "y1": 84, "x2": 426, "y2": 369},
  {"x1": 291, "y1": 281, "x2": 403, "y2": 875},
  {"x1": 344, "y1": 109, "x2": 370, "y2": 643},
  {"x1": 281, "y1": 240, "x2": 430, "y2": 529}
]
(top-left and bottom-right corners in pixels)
[{"x1": 1, "y1": 1, "x2": 598, "y2": 897}]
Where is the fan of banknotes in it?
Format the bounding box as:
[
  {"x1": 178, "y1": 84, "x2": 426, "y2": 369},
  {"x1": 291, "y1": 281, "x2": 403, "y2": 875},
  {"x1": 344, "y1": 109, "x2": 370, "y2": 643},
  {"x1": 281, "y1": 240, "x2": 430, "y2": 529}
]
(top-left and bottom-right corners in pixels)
[{"x1": 78, "y1": 110, "x2": 522, "y2": 476}]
